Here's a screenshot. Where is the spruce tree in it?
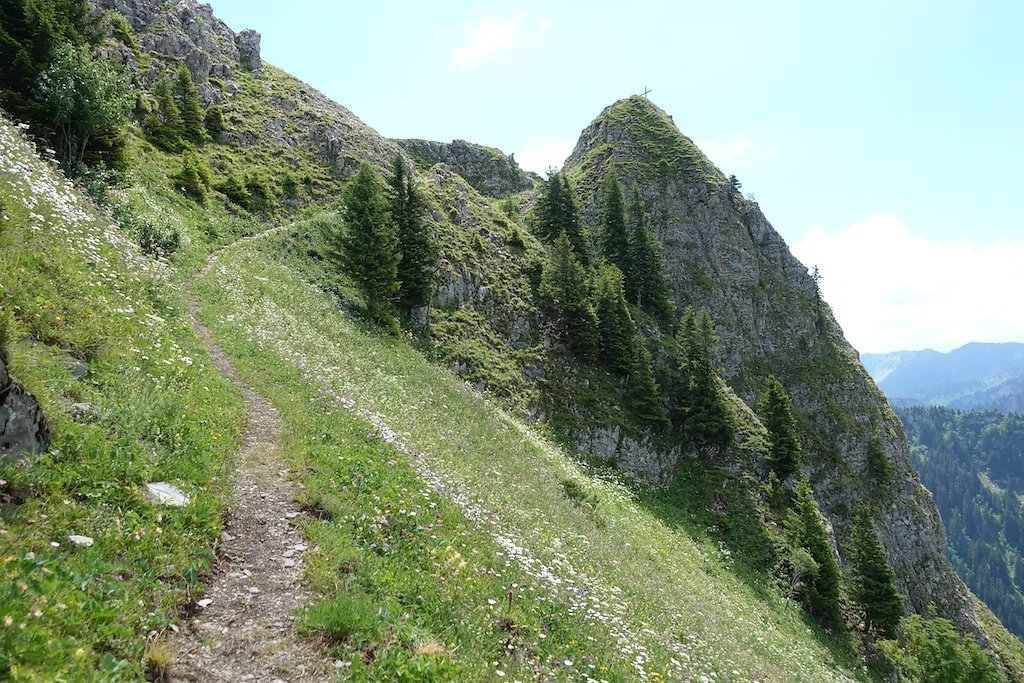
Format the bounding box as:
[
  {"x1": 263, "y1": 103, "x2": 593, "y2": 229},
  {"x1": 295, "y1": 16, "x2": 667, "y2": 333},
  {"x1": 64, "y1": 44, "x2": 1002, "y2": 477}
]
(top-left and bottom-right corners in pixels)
[
  {"x1": 148, "y1": 74, "x2": 183, "y2": 151},
  {"x1": 626, "y1": 189, "x2": 673, "y2": 327},
  {"x1": 676, "y1": 309, "x2": 735, "y2": 447},
  {"x1": 0, "y1": 0, "x2": 93, "y2": 132},
  {"x1": 388, "y1": 156, "x2": 438, "y2": 312},
  {"x1": 866, "y1": 433, "x2": 892, "y2": 482},
  {"x1": 626, "y1": 339, "x2": 670, "y2": 433},
  {"x1": 338, "y1": 163, "x2": 399, "y2": 329},
  {"x1": 535, "y1": 171, "x2": 589, "y2": 265},
  {"x1": 785, "y1": 478, "x2": 842, "y2": 626},
  {"x1": 593, "y1": 263, "x2": 635, "y2": 375},
  {"x1": 759, "y1": 376, "x2": 802, "y2": 479},
  {"x1": 539, "y1": 233, "x2": 598, "y2": 360},
  {"x1": 599, "y1": 172, "x2": 629, "y2": 271},
  {"x1": 173, "y1": 65, "x2": 208, "y2": 145},
  {"x1": 848, "y1": 505, "x2": 904, "y2": 637}
]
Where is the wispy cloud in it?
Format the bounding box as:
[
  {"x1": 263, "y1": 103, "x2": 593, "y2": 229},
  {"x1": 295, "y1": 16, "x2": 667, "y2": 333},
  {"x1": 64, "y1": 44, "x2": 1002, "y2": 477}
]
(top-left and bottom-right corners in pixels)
[
  {"x1": 699, "y1": 137, "x2": 776, "y2": 168},
  {"x1": 538, "y1": 17, "x2": 551, "y2": 33},
  {"x1": 791, "y1": 214, "x2": 1024, "y2": 353},
  {"x1": 452, "y1": 16, "x2": 523, "y2": 67},
  {"x1": 515, "y1": 141, "x2": 575, "y2": 175}
]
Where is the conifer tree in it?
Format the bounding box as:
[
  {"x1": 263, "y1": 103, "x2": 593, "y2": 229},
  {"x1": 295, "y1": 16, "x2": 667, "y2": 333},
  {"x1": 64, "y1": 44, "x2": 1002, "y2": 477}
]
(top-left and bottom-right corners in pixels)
[
  {"x1": 626, "y1": 339, "x2": 670, "y2": 433},
  {"x1": 173, "y1": 65, "x2": 207, "y2": 145},
  {"x1": 626, "y1": 189, "x2": 673, "y2": 326},
  {"x1": 599, "y1": 172, "x2": 629, "y2": 271},
  {"x1": 540, "y1": 233, "x2": 598, "y2": 360},
  {"x1": 148, "y1": 74, "x2": 184, "y2": 151},
  {"x1": 759, "y1": 375, "x2": 802, "y2": 480},
  {"x1": 593, "y1": 263, "x2": 635, "y2": 375},
  {"x1": 866, "y1": 433, "x2": 892, "y2": 481},
  {"x1": 0, "y1": 0, "x2": 93, "y2": 132},
  {"x1": 785, "y1": 478, "x2": 842, "y2": 626},
  {"x1": 388, "y1": 156, "x2": 438, "y2": 312},
  {"x1": 535, "y1": 171, "x2": 589, "y2": 265},
  {"x1": 337, "y1": 163, "x2": 399, "y2": 329},
  {"x1": 675, "y1": 308, "x2": 735, "y2": 447},
  {"x1": 848, "y1": 505, "x2": 904, "y2": 637}
]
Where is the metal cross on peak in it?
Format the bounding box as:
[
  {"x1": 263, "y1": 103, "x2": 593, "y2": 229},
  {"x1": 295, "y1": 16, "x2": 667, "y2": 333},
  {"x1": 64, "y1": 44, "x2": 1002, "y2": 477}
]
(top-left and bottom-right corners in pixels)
[{"x1": 642, "y1": 87, "x2": 652, "y2": 98}]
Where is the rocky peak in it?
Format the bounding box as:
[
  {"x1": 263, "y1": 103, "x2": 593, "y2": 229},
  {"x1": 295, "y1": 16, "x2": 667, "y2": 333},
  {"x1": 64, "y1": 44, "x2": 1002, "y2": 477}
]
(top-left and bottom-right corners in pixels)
[
  {"x1": 396, "y1": 138, "x2": 537, "y2": 198},
  {"x1": 92, "y1": 0, "x2": 261, "y2": 102},
  {"x1": 565, "y1": 95, "x2": 981, "y2": 634}
]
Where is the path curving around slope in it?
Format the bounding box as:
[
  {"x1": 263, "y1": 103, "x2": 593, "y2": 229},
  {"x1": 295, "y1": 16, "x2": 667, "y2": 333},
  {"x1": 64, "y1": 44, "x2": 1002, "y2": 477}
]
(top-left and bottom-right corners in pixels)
[{"x1": 169, "y1": 222, "x2": 333, "y2": 682}]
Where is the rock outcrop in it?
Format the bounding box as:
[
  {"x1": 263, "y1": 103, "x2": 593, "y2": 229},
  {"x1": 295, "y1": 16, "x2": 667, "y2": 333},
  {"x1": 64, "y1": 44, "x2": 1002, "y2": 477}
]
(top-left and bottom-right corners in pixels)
[
  {"x1": 397, "y1": 139, "x2": 537, "y2": 198},
  {"x1": 93, "y1": 0, "x2": 257, "y2": 103},
  {"x1": 95, "y1": 0, "x2": 407, "y2": 178},
  {"x1": 0, "y1": 357, "x2": 49, "y2": 461},
  {"x1": 563, "y1": 96, "x2": 978, "y2": 633}
]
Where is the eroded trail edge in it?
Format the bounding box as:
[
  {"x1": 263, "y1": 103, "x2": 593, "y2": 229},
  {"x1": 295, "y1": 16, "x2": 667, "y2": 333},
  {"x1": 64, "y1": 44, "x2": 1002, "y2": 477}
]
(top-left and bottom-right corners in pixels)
[{"x1": 171, "y1": 229, "x2": 331, "y2": 682}]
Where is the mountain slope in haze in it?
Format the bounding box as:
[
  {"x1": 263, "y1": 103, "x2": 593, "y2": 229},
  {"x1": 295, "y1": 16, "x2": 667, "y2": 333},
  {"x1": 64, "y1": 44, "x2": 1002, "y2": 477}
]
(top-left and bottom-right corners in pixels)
[
  {"x1": 899, "y1": 406, "x2": 1024, "y2": 638},
  {"x1": 863, "y1": 343, "x2": 1024, "y2": 412}
]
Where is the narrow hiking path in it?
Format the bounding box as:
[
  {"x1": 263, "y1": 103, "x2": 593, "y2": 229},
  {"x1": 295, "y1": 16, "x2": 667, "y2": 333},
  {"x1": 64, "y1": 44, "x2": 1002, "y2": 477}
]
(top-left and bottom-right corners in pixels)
[{"x1": 170, "y1": 223, "x2": 333, "y2": 682}]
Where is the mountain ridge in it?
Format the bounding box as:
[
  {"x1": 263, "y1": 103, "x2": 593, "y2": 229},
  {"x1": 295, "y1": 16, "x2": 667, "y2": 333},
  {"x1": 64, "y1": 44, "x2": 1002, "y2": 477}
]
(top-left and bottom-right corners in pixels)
[{"x1": 863, "y1": 342, "x2": 1024, "y2": 412}]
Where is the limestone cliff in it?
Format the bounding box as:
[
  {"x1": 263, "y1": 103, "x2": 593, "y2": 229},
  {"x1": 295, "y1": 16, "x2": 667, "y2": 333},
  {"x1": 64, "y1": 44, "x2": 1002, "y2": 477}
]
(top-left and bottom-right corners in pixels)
[
  {"x1": 563, "y1": 95, "x2": 978, "y2": 632},
  {"x1": 397, "y1": 138, "x2": 537, "y2": 198},
  {"x1": 92, "y1": 0, "x2": 407, "y2": 178}
]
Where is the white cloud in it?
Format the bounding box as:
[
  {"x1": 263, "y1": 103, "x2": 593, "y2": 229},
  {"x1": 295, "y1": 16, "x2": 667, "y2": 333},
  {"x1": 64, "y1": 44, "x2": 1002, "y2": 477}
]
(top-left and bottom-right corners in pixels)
[
  {"x1": 515, "y1": 141, "x2": 576, "y2": 176},
  {"x1": 791, "y1": 214, "x2": 1024, "y2": 353},
  {"x1": 452, "y1": 16, "x2": 522, "y2": 67},
  {"x1": 699, "y1": 137, "x2": 777, "y2": 169},
  {"x1": 538, "y1": 17, "x2": 551, "y2": 33}
]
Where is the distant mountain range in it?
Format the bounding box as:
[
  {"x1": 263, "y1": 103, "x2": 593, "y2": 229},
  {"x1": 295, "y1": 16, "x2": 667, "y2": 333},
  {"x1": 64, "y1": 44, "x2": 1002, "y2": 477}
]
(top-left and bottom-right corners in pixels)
[{"x1": 862, "y1": 342, "x2": 1024, "y2": 412}]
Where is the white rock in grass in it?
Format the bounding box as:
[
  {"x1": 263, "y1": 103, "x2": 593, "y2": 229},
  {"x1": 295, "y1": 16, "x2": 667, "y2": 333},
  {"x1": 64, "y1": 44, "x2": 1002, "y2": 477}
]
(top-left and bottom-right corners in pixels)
[
  {"x1": 68, "y1": 534, "x2": 94, "y2": 547},
  {"x1": 142, "y1": 482, "x2": 189, "y2": 507}
]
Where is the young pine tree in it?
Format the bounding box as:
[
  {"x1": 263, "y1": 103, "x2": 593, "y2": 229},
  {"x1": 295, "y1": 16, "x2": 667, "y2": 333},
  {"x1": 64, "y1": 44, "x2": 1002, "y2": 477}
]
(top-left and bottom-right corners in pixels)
[
  {"x1": 339, "y1": 163, "x2": 400, "y2": 329},
  {"x1": 626, "y1": 189, "x2": 674, "y2": 327},
  {"x1": 148, "y1": 74, "x2": 184, "y2": 151},
  {"x1": 593, "y1": 263, "x2": 636, "y2": 375},
  {"x1": 599, "y1": 172, "x2": 630, "y2": 272},
  {"x1": 785, "y1": 478, "x2": 842, "y2": 626},
  {"x1": 173, "y1": 65, "x2": 208, "y2": 145},
  {"x1": 174, "y1": 148, "x2": 211, "y2": 202},
  {"x1": 759, "y1": 375, "x2": 802, "y2": 480},
  {"x1": 848, "y1": 505, "x2": 904, "y2": 637},
  {"x1": 388, "y1": 156, "x2": 438, "y2": 312},
  {"x1": 539, "y1": 233, "x2": 598, "y2": 360}
]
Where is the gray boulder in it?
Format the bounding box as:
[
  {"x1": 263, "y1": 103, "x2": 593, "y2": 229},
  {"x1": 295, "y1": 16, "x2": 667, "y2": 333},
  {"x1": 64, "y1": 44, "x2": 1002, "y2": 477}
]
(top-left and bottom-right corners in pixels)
[{"x1": 0, "y1": 357, "x2": 50, "y2": 461}]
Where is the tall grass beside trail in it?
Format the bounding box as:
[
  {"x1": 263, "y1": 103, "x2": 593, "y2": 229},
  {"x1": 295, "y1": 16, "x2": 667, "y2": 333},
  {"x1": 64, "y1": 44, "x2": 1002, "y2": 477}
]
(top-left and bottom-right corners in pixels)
[
  {"x1": 195, "y1": 233, "x2": 873, "y2": 683},
  {"x1": 0, "y1": 118, "x2": 244, "y2": 680}
]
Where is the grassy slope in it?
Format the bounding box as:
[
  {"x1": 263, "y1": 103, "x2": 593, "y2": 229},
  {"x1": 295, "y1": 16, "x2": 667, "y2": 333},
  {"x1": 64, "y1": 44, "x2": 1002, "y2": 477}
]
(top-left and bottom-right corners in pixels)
[
  {"x1": 193, "y1": 229, "x2": 871, "y2": 682},
  {"x1": 0, "y1": 119, "x2": 244, "y2": 679}
]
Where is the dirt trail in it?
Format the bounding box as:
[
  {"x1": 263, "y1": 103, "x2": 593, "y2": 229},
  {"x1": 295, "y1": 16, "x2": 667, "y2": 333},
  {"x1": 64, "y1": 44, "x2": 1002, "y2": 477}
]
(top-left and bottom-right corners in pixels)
[{"x1": 170, "y1": 226, "x2": 333, "y2": 682}]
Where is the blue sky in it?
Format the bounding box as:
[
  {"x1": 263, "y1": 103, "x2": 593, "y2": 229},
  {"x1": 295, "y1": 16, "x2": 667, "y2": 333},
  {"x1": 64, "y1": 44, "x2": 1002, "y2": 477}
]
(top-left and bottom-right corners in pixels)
[{"x1": 209, "y1": 0, "x2": 1023, "y2": 353}]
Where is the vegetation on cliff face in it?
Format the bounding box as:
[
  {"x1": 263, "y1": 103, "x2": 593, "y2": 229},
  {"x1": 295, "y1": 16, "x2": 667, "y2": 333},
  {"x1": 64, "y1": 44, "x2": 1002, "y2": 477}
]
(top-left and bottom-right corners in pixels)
[{"x1": 1, "y1": 0, "x2": 1023, "y2": 679}]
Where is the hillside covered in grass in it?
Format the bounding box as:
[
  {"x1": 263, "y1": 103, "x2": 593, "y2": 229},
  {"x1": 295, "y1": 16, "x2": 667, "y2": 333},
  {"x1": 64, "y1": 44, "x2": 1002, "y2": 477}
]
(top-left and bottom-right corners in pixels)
[{"x1": 1, "y1": 0, "x2": 1023, "y2": 680}]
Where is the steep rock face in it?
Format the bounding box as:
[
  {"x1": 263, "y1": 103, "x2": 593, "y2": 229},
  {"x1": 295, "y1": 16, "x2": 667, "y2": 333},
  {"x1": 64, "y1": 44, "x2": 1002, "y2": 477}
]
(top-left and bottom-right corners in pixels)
[
  {"x1": 0, "y1": 357, "x2": 49, "y2": 461},
  {"x1": 397, "y1": 138, "x2": 537, "y2": 198},
  {"x1": 564, "y1": 96, "x2": 978, "y2": 632},
  {"x1": 93, "y1": 0, "x2": 255, "y2": 103},
  {"x1": 96, "y1": 0, "x2": 407, "y2": 178}
]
